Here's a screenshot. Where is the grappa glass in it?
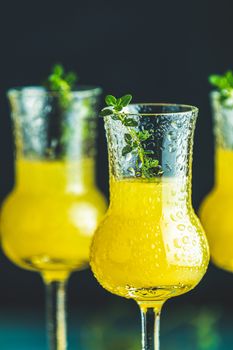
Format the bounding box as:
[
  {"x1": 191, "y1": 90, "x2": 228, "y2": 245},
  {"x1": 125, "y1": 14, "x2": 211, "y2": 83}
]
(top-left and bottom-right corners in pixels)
[
  {"x1": 200, "y1": 92, "x2": 233, "y2": 272},
  {"x1": 1, "y1": 86, "x2": 106, "y2": 350},
  {"x1": 90, "y1": 103, "x2": 209, "y2": 350}
]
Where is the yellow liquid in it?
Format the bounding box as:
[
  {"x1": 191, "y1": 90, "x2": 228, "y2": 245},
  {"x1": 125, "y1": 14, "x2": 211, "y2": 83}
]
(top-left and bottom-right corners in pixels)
[
  {"x1": 1, "y1": 159, "x2": 106, "y2": 282},
  {"x1": 200, "y1": 148, "x2": 233, "y2": 272},
  {"x1": 91, "y1": 177, "x2": 209, "y2": 302}
]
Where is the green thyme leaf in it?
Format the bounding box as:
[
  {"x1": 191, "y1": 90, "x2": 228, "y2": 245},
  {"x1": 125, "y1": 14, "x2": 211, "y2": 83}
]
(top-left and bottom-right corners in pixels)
[
  {"x1": 100, "y1": 108, "x2": 114, "y2": 117},
  {"x1": 209, "y1": 70, "x2": 233, "y2": 104},
  {"x1": 117, "y1": 98, "x2": 122, "y2": 106},
  {"x1": 111, "y1": 114, "x2": 120, "y2": 120},
  {"x1": 121, "y1": 94, "x2": 132, "y2": 107},
  {"x1": 105, "y1": 95, "x2": 117, "y2": 106},
  {"x1": 122, "y1": 145, "x2": 132, "y2": 156},
  {"x1": 114, "y1": 105, "x2": 123, "y2": 111},
  {"x1": 124, "y1": 134, "x2": 132, "y2": 144},
  {"x1": 53, "y1": 64, "x2": 64, "y2": 77},
  {"x1": 124, "y1": 118, "x2": 138, "y2": 127},
  {"x1": 44, "y1": 64, "x2": 78, "y2": 109},
  {"x1": 138, "y1": 130, "x2": 151, "y2": 141}
]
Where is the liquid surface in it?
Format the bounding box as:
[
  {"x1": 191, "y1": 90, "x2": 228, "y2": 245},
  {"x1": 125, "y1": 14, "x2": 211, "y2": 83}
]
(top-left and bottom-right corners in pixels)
[
  {"x1": 1, "y1": 159, "x2": 106, "y2": 281},
  {"x1": 91, "y1": 177, "x2": 209, "y2": 301},
  {"x1": 200, "y1": 148, "x2": 233, "y2": 272}
]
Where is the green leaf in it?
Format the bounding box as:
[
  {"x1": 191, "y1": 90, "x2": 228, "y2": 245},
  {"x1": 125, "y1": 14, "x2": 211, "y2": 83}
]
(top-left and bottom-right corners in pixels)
[
  {"x1": 209, "y1": 75, "x2": 221, "y2": 87},
  {"x1": 116, "y1": 97, "x2": 122, "y2": 106},
  {"x1": 105, "y1": 95, "x2": 117, "y2": 106},
  {"x1": 137, "y1": 130, "x2": 151, "y2": 141},
  {"x1": 53, "y1": 64, "x2": 64, "y2": 77},
  {"x1": 65, "y1": 72, "x2": 78, "y2": 86},
  {"x1": 149, "y1": 159, "x2": 159, "y2": 167},
  {"x1": 114, "y1": 105, "x2": 123, "y2": 111},
  {"x1": 209, "y1": 71, "x2": 233, "y2": 91},
  {"x1": 100, "y1": 108, "x2": 113, "y2": 117},
  {"x1": 122, "y1": 145, "x2": 132, "y2": 156},
  {"x1": 44, "y1": 64, "x2": 78, "y2": 109},
  {"x1": 121, "y1": 94, "x2": 132, "y2": 107},
  {"x1": 124, "y1": 118, "x2": 138, "y2": 127},
  {"x1": 124, "y1": 133, "x2": 132, "y2": 144},
  {"x1": 111, "y1": 114, "x2": 120, "y2": 120},
  {"x1": 144, "y1": 150, "x2": 154, "y2": 155}
]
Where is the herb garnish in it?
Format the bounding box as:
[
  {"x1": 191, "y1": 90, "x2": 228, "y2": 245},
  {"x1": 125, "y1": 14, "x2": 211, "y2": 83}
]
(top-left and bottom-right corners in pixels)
[
  {"x1": 43, "y1": 64, "x2": 78, "y2": 157},
  {"x1": 209, "y1": 71, "x2": 233, "y2": 105},
  {"x1": 45, "y1": 64, "x2": 78, "y2": 108},
  {"x1": 100, "y1": 94, "x2": 160, "y2": 178}
]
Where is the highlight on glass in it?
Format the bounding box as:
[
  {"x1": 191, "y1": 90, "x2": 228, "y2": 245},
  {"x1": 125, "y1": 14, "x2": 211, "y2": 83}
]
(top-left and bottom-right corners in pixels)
[
  {"x1": 90, "y1": 102, "x2": 209, "y2": 350},
  {"x1": 1, "y1": 86, "x2": 106, "y2": 350}
]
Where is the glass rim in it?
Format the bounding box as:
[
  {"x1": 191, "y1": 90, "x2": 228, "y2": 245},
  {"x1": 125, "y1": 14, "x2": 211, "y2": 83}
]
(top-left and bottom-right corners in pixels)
[
  {"x1": 104, "y1": 103, "x2": 198, "y2": 117},
  {"x1": 7, "y1": 85, "x2": 102, "y2": 98}
]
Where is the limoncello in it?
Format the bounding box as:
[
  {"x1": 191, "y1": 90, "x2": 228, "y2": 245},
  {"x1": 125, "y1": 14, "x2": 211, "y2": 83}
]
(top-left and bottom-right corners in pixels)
[
  {"x1": 1, "y1": 158, "x2": 106, "y2": 282},
  {"x1": 91, "y1": 177, "x2": 209, "y2": 301},
  {"x1": 200, "y1": 148, "x2": 233, "y2": 272}
]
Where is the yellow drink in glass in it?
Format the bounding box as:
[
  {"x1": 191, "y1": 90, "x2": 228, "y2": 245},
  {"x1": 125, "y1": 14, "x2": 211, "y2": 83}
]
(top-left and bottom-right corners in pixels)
[
  {"x1": 92, "y1": 177, "x2": 208, "y2": 301},
  {"x1": 1, "y1": 158, "x2": 106, "y2": 282},
  {"x1": 200, "y1": 148, "x2": 233, "y2": 271}
]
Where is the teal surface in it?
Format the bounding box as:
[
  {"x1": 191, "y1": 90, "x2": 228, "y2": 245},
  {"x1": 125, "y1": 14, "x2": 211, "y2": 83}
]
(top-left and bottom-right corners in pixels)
[{"x1": 0, "y1": 305, "x2": 231, "y2": 349}]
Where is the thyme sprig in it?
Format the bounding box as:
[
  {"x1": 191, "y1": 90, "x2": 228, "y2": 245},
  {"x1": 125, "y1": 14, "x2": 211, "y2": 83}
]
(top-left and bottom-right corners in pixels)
[
  {"x1": 209, "y1": 71, "x2": 233, "y2": 105},
  {"x1": 100, "y1": 94, "x2": 160, "y2": 178},
  {"x1": 45, "y1": 64, "x2": 78, "y2": 108}
]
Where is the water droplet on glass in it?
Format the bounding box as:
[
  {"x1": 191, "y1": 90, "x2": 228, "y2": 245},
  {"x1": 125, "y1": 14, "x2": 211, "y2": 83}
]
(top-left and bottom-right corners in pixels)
[
  {"x1": 175, "y1": 253, "x2": 180, "y2": 261},
  {"x1": 137, "y1": 160, "x2": 143, "y2": 168},
  {"x1": 171, "y1": 121, "x2": 178, "y2": 129},
  {"x1": 126, "y1": 153, "x2": 132, "y2": 161},
  {"x1": 165, "y1": 163, "x2": 172, "y2": 172},
  {"x1": 182, "y1": 236, "x2": 189, "y2": 244},
  {"x1": 170, "y1": 213, "x2": 176, "y2": 222},
  {"x1": 174, "y1": 238, "x2": 181, "y2": 248},
  {"x1": 176, "y1": 211, "x2": 184, "y2": 219},
  {"x1": 177, "y1": 224, "x2": 185, "y2": 231},
  {"x1": 156, "y1": 165, "x2": 163, "y2": 175},
  {"x1": 168, "y1": 144, "x2": 176, "y2": 153},
  {"x1": 168, "y1": 130, "x2": 177, "y2": 141},
  {"x1": 128, "y1": 167, "x2": 135, "y2": 176},
  {"x1": 192, "y1": 239, "x2": 197, "y2": 246}
]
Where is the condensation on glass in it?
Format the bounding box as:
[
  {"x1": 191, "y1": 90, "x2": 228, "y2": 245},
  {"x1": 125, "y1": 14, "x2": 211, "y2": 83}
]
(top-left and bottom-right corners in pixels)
[{"x1": 8, "y1": 86, "x2": 102, "y2": 160}]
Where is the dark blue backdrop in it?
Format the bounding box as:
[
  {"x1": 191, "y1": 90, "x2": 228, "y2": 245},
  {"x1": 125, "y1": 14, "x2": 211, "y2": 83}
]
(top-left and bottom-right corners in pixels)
[{"x1": 0, "y1": 0, "x2": 233, "y2": 348}]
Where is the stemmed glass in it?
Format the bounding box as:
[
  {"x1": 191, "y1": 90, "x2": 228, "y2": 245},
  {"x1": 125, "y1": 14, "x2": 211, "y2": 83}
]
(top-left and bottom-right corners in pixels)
[
  {"x1": 90, "y1": 103, "x2": 209, "y2": 349},
  {"x1": 200, "y1": 92, "x2": 233, "y2": 271},
  {"x1": 1, "y1": 86, "x2": 106, "y2": 349}
]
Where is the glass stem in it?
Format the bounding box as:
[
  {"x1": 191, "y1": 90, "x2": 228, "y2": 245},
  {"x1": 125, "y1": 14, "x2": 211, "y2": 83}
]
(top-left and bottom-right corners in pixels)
[
  {"x1": 139, "y1": 302, "x2": 164, "y2": 350},
  {"x1": 45, "y1": 280, "x2": 68, "y2": 350}
]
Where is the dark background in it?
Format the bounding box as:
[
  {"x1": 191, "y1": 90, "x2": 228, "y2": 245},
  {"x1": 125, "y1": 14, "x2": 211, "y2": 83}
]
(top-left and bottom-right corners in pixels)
[{"x1": 0, "y1": 0, "x2": 233, "y2": 348}]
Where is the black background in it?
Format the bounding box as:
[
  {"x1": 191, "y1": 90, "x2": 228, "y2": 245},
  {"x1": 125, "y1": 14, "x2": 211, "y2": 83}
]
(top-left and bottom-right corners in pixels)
[{"x1": 0, "y1": 0, "x2": 233, "y2": 318}]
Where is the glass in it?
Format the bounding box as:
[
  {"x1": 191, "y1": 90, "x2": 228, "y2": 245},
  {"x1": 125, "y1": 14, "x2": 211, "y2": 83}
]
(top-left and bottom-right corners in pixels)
[
  {"x1": 1, "y1": 86, "x2": 106, "y2": 350},
  {"x1": 200, "y1": 92, "x2": 233, "y2": 272},
  {"x1": 90, "y1": 104, "x2": 209, "y2": 350}
]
